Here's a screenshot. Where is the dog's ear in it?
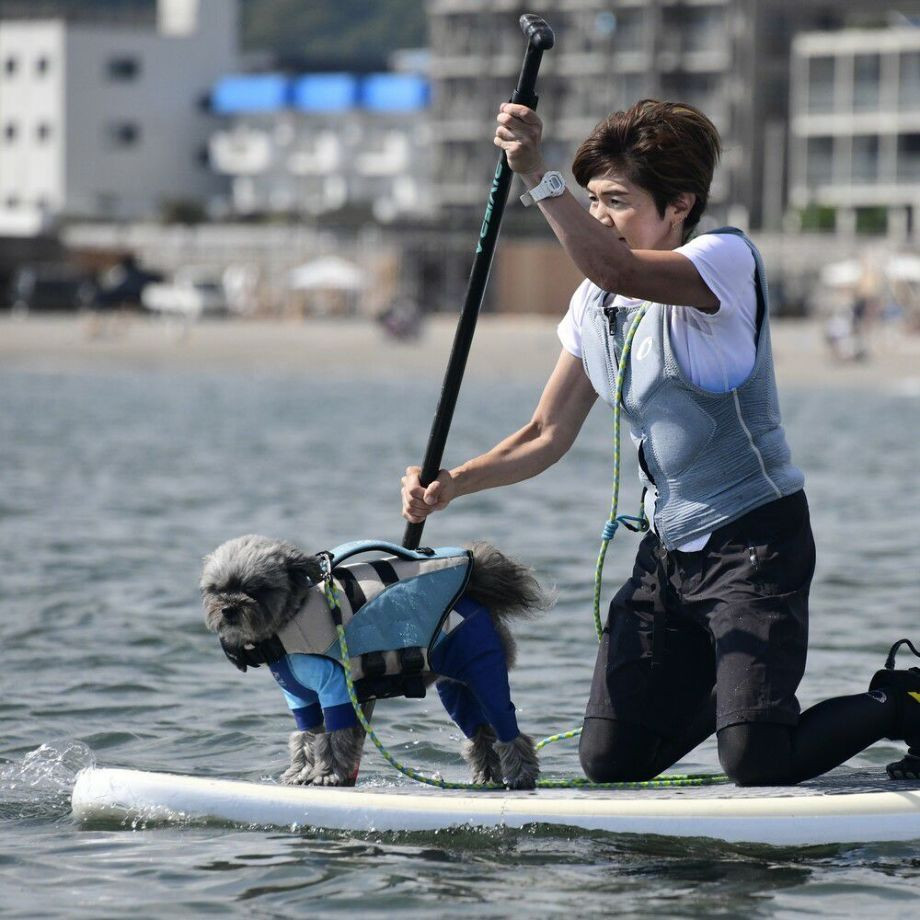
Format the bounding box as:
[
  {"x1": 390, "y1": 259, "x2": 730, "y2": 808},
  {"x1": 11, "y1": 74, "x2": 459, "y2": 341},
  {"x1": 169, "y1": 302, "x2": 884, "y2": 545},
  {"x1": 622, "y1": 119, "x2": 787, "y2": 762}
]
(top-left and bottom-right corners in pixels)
[{"x1": 286, "y1": 552, "x2": 323, "y2": 591}]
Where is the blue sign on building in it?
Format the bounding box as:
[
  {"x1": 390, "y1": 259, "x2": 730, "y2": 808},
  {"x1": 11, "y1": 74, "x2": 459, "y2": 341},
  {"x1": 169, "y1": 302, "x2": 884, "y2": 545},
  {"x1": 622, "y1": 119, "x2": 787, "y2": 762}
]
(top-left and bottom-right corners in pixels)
[
  {"x1": 291, "y1": 74, "x2": 359, "y2": 112},
  {"x1": 361, "y1": 74, "x2": 430, "y2": 112},
  {"x1": 211, "y1": 74, "x2": 289, "y2": 113}
]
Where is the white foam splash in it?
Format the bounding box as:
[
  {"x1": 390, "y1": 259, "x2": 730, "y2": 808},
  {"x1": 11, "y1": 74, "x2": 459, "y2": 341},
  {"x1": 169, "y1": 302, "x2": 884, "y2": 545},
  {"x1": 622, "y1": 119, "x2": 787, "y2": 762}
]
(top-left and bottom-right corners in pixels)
[{"x1": 0, "y1": 740, "x2": 96, "y2": 817}]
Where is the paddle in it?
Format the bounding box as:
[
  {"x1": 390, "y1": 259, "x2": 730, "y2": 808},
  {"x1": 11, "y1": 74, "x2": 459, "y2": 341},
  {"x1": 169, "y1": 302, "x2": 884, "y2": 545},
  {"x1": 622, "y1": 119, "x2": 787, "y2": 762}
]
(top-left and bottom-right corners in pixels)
[
  {"x1": 353, "y1": 14, "x2": 555, "y2": 781},
  {"x1": 402, "y1": 13, "x2": 555, "y2": 551}
]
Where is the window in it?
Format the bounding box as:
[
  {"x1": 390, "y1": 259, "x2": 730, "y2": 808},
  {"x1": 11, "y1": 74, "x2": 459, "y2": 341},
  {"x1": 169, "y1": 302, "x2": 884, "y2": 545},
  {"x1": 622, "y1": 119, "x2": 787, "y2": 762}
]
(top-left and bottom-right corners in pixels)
[
  {"x1": 684, "y1": 8, "x2": 725, "y2": 54},
  {"x1": 3, "y1": 122, "x2": 17, "y2": 142},
  {"x1": 613, "y1": 10, "x2": 644, "y2": 49},
  {"x1": 104, "y1": 121, "x2": 140, "y2": 149},
  {"x1": 35, "y1": 56, "x2": 50, "y2": 76},
  {"x1": 898, "y1": 133, "x2": 920, "y2": 180},
  {"x1": 855, "y1": 207, "x2": 887, "y2": 235},
  {"x1": 851, "y1": 135, "x2": 879, "y2": 183},
  {"x1": 106, "y1": 56, "x2": 140, "y2": 81},
  {"x1": 806, "y1": 136, "x2": 834, "y2": 185},
  {"x1": 807, "y1": 57, "x2": 835, "y2": 113},
  {"x1": 664, "y1": 73, "x2": 722, "y2": 125},
  {"x1": 620, "y1": 73, "x2": 646, "y2": 108},
  {"x1": 36, "y1": 122, "x2": 52, "y2": 143},
  {"x1": 899, "y1": 52, "x2": 920, "y2": 111},
  {"x1": 5, "y1": 195, "x2": 19, "y2": 208},
  {"x1": 4, "y1": 57, "x2": 17, "y2": 76},
  {"x1": 853, "y1": 54, "x2": 880, "y2": 112}
]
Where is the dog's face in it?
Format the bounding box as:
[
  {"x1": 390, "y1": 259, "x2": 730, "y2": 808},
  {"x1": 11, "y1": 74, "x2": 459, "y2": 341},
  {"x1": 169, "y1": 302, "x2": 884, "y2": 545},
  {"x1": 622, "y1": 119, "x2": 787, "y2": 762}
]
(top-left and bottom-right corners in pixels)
[{"x1": 200, "y1": 534, "x2": 322, "y2": 649}]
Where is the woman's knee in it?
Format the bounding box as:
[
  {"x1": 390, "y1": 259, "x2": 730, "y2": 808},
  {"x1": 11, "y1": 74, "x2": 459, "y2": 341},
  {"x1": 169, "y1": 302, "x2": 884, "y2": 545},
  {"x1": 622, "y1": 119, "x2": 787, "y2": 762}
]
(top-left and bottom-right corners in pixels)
[
  {"x1": 579, "y1": 717, "x2": 663, "y2": 783},
  {"x1": 718, "y1": 722, "x2": 794, "y2": 786}
]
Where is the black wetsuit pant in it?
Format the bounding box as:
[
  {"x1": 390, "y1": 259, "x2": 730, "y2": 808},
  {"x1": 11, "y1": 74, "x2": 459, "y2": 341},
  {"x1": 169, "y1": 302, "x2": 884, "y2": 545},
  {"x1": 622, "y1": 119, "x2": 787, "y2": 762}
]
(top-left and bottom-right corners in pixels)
[{"x1": 579, "y1": 492, "x2": 900, "y2": 785}]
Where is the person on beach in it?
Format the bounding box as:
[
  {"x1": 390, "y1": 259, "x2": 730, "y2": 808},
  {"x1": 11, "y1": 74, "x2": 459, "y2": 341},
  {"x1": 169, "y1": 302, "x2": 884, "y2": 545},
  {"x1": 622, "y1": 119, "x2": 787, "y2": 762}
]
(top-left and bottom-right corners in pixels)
[{"x1": 402, "y1": 99, "x2": 920, "y2": 785}]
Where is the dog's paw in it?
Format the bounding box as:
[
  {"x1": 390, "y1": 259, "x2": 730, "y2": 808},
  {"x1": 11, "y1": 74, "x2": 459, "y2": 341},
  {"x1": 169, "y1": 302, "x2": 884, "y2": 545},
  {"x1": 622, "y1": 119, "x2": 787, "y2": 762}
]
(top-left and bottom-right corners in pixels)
[
  {"x1": 280, "y1": 765, "x2": 300, "y2": 785},
  {"x1": 280, "y1": 764, "x2": 315, "y2": 786},
  {"x1": 462, "y1": 726, "x2": 502, "y2": 785},
  {"x1": 495, "y1": 734, "x2": 540, "y2": 790},
  {"x1": 310, "y1": 769, "x2": 348, "y2": 786},
  {"x1": 281, "y1": 729, "x2": 317, "y2": 785},
  {"x1": 309, "y1": 731, "x2": 358, "y2": 787}
]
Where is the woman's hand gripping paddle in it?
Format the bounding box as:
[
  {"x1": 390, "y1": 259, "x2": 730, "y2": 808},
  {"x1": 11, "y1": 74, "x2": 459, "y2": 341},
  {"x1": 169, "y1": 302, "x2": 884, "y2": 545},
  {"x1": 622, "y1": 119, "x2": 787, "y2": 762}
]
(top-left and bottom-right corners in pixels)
[{"x1": 351, "y1": 14, "x2": 556, "y2": 783}]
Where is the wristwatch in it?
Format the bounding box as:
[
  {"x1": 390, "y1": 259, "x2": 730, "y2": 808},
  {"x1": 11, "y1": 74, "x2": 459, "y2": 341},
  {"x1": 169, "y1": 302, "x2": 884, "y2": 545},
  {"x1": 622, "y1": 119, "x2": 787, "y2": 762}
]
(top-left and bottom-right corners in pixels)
[{"x1": 520, "y1": 170, "x2": 566, "y2": 207}]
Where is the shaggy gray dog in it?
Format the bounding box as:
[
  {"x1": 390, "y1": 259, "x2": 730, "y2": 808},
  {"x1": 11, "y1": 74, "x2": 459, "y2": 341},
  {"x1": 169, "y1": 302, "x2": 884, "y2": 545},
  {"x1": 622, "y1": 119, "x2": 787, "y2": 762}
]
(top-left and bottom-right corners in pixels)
[{"x1": 201, "y1": 535, "x2": 549, "y2": 789}]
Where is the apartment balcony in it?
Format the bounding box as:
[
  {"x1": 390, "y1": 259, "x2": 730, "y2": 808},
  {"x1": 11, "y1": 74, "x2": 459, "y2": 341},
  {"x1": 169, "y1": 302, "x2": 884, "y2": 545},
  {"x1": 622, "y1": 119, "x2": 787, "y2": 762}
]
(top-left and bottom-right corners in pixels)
[
  {"x1": 435, "y1": 182, "x2": 487, "y2": 207},
  {"x1": 791, "y1": 180, "x2": 920, "y2": 209},
  {"x1": 286, "y1": 135, "x2": 340, "y2": 176},
  {"x1": 794, "y1": 110, "x2": 920, "y2": 137},
  {"x1": 429, "y1": 118, "x2": 492, "y2": 141},
  {"x1": 354, "y1": 133, "x2": 411, "y2": 177},
  {"x1": 209, "y1": 129, "x2": 273, "y2": 176},
  {"x1": 429, "y1": 53, "x2": 519, "y2": 79},
  {"x1": 553, "y1": 52, "x2": 612, "y2": 77}
]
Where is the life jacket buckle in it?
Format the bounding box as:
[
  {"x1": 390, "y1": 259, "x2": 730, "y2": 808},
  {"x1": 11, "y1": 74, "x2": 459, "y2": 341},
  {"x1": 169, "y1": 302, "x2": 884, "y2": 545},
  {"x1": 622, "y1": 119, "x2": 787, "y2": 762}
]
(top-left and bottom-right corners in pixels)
[
  {"x1": 401, "y1": 675, "x2": 427, "y2": 698},
  {"x1": 361, "y1": 650, "x2": 387, "y2": 679},
  {"x1": 398, "y1": 646, "x2": 425, "y2": 674}
]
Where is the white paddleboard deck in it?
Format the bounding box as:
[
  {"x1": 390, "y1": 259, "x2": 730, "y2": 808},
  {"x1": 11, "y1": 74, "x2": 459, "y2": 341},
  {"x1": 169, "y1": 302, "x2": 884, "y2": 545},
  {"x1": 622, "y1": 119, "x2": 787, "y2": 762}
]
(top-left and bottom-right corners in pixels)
[{"x1": 72, "y1": 768, "x2": 920, "y2": 845}]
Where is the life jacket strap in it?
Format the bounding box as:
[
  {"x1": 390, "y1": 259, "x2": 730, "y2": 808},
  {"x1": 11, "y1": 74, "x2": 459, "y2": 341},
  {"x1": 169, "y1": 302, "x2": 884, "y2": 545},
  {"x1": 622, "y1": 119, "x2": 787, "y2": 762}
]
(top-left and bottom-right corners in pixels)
[
  {"x1": 329, "y1": 539, "x2": 439, "y2": 568},
  {"x1": 361, "y1": 650, "x2": 387, "y2": 679},
  {"x1": 220, "y1": 635, "x2": 286, "y2": 672},
  {"x1": 398, "y1": 646, "x2": 426, "y2": 674},
  {"x1": 354, "y1": 672, "x2": 427, "y2": 702}
]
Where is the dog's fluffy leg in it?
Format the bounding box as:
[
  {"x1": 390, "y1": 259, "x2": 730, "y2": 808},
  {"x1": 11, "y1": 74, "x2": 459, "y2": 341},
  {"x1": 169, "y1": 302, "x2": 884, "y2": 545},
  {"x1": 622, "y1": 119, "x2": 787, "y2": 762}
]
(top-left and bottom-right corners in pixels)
[
  {"x1": 462, "y1": 725, "x2": 502, "y2": 785},
  {"x1": 494, "y1": 733, "x2": 540, "y2": 790},
  {"x1": 310, "y1": 726, "x2": 365, "y2": 787},
  {"x1": 280, "y1": 730, "x2": 317, "y2": 785}
]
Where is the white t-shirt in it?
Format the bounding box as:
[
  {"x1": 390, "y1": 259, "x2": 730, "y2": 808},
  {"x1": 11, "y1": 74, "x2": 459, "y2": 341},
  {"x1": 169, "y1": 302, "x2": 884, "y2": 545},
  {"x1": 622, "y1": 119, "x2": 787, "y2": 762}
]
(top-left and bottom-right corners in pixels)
[{"x1": 557, "y1": 232, "x2": 758, "y2": 551}]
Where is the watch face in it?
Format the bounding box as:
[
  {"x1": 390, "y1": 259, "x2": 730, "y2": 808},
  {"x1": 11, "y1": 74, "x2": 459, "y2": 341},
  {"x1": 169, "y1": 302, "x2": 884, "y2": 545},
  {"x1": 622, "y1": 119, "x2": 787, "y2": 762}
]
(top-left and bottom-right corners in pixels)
[{"x1": 547, "y1": 173, "x2": 565, "y2": 192}]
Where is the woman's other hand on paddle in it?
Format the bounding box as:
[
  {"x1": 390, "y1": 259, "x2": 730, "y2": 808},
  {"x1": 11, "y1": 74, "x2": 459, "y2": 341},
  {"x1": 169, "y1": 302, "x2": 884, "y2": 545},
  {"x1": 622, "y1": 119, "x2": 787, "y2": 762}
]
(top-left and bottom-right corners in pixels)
[
  {"x1": 495, "y1": 103, "x2": 546, "y2": 175},
  {"x1": 402, "y1": 466, "x2": 456, "y2": 522}
]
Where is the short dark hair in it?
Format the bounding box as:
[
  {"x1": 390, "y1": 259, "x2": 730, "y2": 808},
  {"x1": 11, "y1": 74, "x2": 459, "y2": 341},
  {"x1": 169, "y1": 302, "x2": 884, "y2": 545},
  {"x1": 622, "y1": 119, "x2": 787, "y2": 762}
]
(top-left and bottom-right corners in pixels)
[{"x1": 571, "y1": 100, "x2": 722, "y2": 237}]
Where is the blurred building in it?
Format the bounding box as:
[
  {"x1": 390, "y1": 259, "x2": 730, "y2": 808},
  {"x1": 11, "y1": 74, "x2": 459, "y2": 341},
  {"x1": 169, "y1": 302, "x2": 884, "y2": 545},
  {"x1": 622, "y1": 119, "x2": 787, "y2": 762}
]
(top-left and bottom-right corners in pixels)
[
  {"x1": 790, "y1": 26, "x2": 920, "y2": 240},
  {"x1": 0, "y1": 0, "x2": 236, "y2": 234},
  {"x1": 207, "y1": 69, "x2": 433, "y2": 223},
  {"x1": 426, "y1": 0, "x2": 913, "y2": 232}
]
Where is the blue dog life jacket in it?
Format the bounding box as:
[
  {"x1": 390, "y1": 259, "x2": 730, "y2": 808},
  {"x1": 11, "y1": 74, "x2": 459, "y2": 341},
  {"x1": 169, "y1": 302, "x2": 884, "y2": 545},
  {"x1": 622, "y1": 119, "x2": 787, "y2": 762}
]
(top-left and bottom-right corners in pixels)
[
  {"x1": 226, "y1": 541, "x2": 523, "y2": 741},
  {"x1": 271, "y1": 594, "x2": 522, "y2": 742}
]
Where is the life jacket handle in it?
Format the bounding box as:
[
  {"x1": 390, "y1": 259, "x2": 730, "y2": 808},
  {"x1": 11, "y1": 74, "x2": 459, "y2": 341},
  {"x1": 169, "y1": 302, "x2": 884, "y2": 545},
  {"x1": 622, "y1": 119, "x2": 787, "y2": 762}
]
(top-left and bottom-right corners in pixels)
[{"x1": 328, "y1": 539, "x2": 455, "y2": 568}]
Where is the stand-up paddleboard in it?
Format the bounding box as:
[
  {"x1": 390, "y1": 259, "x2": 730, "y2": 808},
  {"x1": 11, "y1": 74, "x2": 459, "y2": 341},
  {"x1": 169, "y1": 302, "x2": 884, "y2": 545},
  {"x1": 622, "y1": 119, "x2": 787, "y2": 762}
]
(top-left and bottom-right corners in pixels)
[{"x1": 72, "y1": 768, "x2": 920, "y2": 846}]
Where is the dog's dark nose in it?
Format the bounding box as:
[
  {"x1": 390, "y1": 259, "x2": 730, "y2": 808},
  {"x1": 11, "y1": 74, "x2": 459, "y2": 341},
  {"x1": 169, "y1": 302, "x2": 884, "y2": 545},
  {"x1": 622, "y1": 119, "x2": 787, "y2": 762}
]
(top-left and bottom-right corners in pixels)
[{"x1": 221, "y1": 606, "x2": 240, "y2": 623}]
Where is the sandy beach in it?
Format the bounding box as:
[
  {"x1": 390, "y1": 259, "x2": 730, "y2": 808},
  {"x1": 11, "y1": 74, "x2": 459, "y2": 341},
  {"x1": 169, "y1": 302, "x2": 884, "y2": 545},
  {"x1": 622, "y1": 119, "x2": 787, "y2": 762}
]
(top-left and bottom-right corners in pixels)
[{"x1": 1, "y1": 313, "x2": 918, "y2": 392}]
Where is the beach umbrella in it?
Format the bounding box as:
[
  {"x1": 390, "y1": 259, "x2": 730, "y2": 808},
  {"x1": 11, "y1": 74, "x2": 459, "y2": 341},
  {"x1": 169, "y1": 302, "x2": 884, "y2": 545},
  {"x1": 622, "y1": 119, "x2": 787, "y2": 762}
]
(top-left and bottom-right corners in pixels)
[
  {"x1": 287, "y1": 256, "x2": 364, "y2": 291},
  {"x1": 885, "y1": 254, "x2": 920, "y2": 283},
  {"x1": 820, "y1": 259, "x2": 862, "y2": 288}
]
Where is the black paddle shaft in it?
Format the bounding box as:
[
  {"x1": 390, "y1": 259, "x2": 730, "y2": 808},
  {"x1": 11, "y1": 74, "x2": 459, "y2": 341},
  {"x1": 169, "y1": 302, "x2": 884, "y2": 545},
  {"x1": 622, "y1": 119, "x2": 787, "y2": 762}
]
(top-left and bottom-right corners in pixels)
[{"x1": 402, "y1": 14, "x2": 555, "y2": 550}]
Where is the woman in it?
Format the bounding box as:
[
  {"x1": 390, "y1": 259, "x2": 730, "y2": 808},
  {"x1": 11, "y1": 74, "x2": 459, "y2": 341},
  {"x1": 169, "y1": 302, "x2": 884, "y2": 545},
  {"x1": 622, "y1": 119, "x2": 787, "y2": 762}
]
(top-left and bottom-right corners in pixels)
[{"x1": 402, "y1": 100, "x2": 919, "y2": 784}]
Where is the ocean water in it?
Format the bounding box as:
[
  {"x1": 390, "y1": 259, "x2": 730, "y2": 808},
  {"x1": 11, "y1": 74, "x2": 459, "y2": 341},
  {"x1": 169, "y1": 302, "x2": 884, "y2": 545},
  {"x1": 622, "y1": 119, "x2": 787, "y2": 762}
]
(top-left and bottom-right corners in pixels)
[{"x1": 1, "y1": 356, "x2": 919, "y2": 918}]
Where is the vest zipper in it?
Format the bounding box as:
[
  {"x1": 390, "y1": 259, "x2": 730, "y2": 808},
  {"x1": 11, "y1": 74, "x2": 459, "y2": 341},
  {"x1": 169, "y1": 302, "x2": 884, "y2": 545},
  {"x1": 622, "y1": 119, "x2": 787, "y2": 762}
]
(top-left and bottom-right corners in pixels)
[{"x1": 603, "y1": 305, "x2": 617, "y2": 335}]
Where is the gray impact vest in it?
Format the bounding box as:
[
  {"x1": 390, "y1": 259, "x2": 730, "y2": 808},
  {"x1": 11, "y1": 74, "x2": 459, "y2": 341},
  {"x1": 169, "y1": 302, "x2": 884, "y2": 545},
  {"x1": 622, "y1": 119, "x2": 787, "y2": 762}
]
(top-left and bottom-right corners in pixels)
[{"x1": 580, "y1": 227, "x2": 804, "y2": 549}]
